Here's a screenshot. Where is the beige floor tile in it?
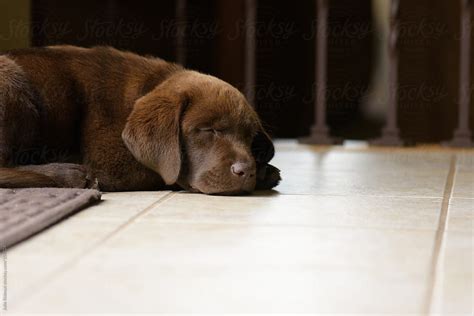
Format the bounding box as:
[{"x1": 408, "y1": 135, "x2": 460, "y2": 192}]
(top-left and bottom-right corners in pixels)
[
  {"x1": 275, "y1": 168, "x2": 448, "y2": 197},
  {"x1": 452, "y1": 171, "x2": 474, "y2": 199},
  {"x1": 15, "y1": 223, "x2": 435, "y2": 313},
  {"x1": 6, "y1": 191, "x2": 170, "y2": 305},
  {"x1": 447, "y1": 199, "x2": 474, "y2": 232},
  {"x1": 17, "y1": 264, "x2": 430, "y2": 314},
  {"x1": 273, "y1": 150, "x2": 452, "y2": 173},
  {"x1": 456, "y1": 152, "x2": 474, "y2": 172},
  {"x1": 272, "y1": 144, "x2": 454, "y2": 197},
  {"x1": 142, "y1": 193, "x2": 442, "y2": 230},
  {"x1": 432, "y1": 232, "x2": 473, "y2": 314},
  {"x1": 71, "y1": 191, "x2": 171, "y2": 221}
]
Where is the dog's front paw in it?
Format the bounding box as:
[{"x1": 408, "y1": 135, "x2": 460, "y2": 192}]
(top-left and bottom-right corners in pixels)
[
  {"x1": 56, "y1": 164, "x2": 99, "y2": 189},
  {"x1": 46, "y1": 163, "x2": 92, "y2": 188},
  {"x1": 255, "y1": 163, "x2": 281, "y2": 190}
]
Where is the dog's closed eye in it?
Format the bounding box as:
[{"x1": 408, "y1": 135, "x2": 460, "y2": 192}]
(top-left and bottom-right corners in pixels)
[{"x1": 198, "y1": 127, "x2": 229, "y2": 136}]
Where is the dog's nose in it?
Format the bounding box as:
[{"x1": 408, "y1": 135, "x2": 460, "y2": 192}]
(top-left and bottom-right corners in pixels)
[{"x1": 231, "y1": 162, "x2": 254, "y2": 177}]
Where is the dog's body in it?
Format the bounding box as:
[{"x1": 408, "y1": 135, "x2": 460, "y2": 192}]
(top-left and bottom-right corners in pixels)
[{"x1": 0, "y1": 46, "x2": 279, "y2": 194}]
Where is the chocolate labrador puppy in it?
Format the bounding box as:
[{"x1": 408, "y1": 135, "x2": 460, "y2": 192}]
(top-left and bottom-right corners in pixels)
[{"x1": 0, "y1": 46, "x2": 280, "y2": 194}]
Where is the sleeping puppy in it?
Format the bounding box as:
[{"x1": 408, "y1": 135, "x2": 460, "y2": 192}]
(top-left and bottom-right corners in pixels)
[{"x1": 0, "y1": 46, "x2": 280, "y2": 194}]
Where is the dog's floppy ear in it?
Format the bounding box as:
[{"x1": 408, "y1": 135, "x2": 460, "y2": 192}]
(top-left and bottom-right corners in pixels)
[
  {"x1": 122, "y1": 89, "x2": 189, "y2": 185},
  {"x1": 252, "y1": 127, "x2": 275, "y2": 164}
]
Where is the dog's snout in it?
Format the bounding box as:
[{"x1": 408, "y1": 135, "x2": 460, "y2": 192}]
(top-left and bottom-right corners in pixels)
[{"x1": 231, "y1": 161, "x2": 255, "y2": 178}]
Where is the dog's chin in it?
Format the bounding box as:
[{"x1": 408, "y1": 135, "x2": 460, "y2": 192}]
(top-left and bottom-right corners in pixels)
[
  {"x1": 191, "y1": 185, "x2": 253, "y2": 196},
  {"x1": 177, "y1": 172, "x2": 257, "y2": 195},
  {"x1": 181, "y1": 181, "x2": 254, "y2": 196},
  {"x1": 209, "y1": 189, "x2": 252, "y2": 196}
]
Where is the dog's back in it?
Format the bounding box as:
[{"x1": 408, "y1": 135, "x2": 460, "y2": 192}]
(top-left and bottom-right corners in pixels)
[
  {"x1": 0, "y1": 46, "x2": 181, "y2": 189},
  {"x1": 3, "y1": 46, "x2": 180, "y2": 157}
]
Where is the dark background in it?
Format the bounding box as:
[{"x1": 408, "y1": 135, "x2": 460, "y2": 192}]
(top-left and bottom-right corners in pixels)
[{"x1": 27, "y1": 0, "x2": 474, "y2": 142}]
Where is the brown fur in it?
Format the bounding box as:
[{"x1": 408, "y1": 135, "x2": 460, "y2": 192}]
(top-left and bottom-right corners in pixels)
[
  {"x1": 0, "y1": 46, "x2": 279, "y2": 194},
  {"x1": 0, "y1": 168, "x2": 57, "y2": 188}
]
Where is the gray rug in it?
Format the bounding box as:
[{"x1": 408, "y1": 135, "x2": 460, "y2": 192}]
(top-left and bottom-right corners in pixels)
[{"x1": 0, "y1": 188, "x2": 101, "y2": 248}]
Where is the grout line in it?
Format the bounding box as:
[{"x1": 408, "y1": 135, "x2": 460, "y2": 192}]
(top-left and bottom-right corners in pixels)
[
  {"x1": 424, "y1": 155, "x2": 457, "y2": 314},
  {"x1": 12, "y1": 191, "x2": 176, "y2": 309}
]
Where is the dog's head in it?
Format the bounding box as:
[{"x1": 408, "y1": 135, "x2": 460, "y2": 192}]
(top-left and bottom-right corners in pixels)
[{"x1": 122, "y1": 70, "x2": 280, "y2": 195}]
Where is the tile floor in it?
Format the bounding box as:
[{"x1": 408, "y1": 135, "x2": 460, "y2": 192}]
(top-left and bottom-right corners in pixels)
[{"x1": 4, "y1": 140, "x2": 474, "y2": 314}]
